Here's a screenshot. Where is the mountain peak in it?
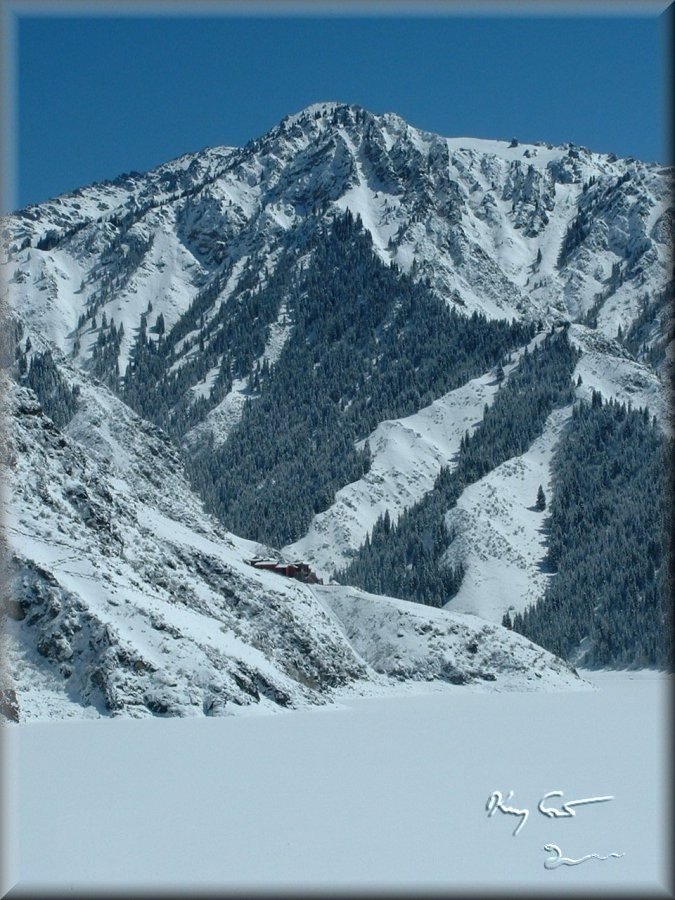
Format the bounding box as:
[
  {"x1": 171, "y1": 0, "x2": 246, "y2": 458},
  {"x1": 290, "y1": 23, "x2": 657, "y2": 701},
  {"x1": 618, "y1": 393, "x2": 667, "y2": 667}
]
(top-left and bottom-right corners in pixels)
[
  {"x1": 279, "y1": 101, "x2": 356, "y2": 130},
  {"x1": 290, "y1": 100, "x2": 351, "y2": 118}
]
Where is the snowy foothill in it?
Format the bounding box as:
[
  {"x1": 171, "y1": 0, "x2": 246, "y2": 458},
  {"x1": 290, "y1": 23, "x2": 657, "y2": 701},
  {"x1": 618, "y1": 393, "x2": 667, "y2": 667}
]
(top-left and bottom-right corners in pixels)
[
  {"x1": 2, "y1": 369, "x2": 583, "y2": 726},
  {"x1": 2, "y1": 669, "x2": 670, "y2": 895}
]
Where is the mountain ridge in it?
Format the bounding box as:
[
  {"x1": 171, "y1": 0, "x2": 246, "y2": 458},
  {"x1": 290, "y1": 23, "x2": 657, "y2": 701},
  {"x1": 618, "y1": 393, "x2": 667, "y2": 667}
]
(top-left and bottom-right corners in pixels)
[{"x1": 5, "y1": 103, "x2": 671, "y2": 356}]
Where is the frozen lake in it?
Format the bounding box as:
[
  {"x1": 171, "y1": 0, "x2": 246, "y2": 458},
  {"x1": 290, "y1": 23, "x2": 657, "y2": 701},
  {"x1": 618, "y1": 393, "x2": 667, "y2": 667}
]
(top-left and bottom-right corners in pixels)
[{"x1": 2, "y1": 669, "x2": 671, "y2": 895}]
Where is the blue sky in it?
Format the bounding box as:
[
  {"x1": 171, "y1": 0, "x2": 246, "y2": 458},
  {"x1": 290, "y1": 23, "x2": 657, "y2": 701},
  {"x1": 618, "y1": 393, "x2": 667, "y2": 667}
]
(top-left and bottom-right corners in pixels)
[{"x1": 10, "y1": 6, "x2": 670, "y2": 210}]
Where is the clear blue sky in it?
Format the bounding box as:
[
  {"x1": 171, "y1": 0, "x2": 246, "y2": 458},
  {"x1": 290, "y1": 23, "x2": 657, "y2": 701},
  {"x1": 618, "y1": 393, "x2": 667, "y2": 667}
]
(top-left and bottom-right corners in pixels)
[{"x1": 12, "y1": 8, "x2": 670, "y2": 209}]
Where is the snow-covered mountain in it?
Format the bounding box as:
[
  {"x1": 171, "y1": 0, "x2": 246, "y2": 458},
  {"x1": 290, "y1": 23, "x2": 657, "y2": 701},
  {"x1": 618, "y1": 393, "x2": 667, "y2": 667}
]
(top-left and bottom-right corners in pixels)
[
  {"x1": 1, "y1": 102, "x2": 671, "y2": 718},
  {"x1": 4, "y1": 101, "x2": 671, "y2": 377}
]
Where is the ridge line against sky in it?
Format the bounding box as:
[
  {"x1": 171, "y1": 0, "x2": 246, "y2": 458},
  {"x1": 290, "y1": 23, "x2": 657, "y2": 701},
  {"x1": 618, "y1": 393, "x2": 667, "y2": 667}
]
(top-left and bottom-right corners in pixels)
[{"x1": 1, "y1": 0, "x2": 671, "y2": 212}]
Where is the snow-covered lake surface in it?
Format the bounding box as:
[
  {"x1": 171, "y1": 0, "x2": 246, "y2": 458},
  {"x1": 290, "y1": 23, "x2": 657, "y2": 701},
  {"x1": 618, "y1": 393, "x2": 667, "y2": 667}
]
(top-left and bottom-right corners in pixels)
[{"x1": 3, "y1": 669, "x2": 670, "y2": 895}]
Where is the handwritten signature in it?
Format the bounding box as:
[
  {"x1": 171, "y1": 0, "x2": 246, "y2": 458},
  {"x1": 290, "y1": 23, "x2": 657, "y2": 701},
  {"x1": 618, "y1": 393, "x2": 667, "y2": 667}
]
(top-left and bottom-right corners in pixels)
[
  {"x1": 486, "y1": 790, "x2": 529, "y2": 835},
  {"x1": 538, "y1": 790, "x2": 614, "y2": 818},
  {"x1": 543, "y1": 843, "x2": 625, "y2": 869},
  {"x1": 486, "y1": 789, "x2": 624, "y2": 869}
]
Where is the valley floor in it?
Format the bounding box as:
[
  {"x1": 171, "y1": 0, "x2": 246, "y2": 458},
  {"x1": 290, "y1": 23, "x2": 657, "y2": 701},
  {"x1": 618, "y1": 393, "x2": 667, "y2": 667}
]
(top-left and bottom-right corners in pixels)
[{"x1": 2, "y1": 669, "x2": 671, "y2": 896}]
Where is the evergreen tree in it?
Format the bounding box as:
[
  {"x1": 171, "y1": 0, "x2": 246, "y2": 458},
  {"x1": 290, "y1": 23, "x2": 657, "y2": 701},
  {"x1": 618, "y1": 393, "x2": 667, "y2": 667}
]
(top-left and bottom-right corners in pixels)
[
  {"x1": 26, "y1": 351, "x2": 80, "y2": 427},
  {"x1": 535, "y1": 485, "x2": 546, "y2": 511}
]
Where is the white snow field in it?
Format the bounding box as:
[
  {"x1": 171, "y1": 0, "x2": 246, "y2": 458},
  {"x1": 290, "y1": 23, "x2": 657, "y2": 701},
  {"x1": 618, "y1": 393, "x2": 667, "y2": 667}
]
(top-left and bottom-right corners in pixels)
[{"x1": 3, "y1": 669, "x2": 670, "y2": 896}]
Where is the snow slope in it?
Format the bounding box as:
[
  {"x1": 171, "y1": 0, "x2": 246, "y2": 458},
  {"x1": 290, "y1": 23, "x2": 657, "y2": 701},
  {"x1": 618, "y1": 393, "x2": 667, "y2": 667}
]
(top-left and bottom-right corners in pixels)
[
  {"x1": 314, "y1": 583, "x2": 578, "y2": 690},
  {"x1": 569, "y1": 323, "x2": 670, "y2": 428},
  {"x1": 444, "y1": 406, "x2": 572, "y2": 623},
  {"x1": 3, "y1": 669, "x2": 669, "y2": 894},
  {"x1": 1, "y1": 367, "x2": 365, "y2": 720},
  {"x1": 437, "y1": 325, "x2": 670, "y2": 624},
  {"x1": 1, "y1": 361, "x2": 582, "y2": 723}
]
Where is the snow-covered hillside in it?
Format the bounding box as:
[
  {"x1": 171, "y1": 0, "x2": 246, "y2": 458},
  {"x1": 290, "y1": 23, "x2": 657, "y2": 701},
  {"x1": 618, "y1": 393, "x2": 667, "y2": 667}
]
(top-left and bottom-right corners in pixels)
[
  {"x1": 1, "y1": 369, "x2": 363, "y2": 719},
  {"x1": 314, "y1": 583, "x2": 577, "y2": 689},
  {"x1": 283, "y1": 334, "x2": 545, "y2": 579},
  {"x1": 438, "y1": 323, "x2": 670, "y2": 624},
  {"x1": 286, "y1": 320, "x2": 668, "y2": 629},
  {"x1": 0, "y1": 354, "x2": 584, "y2": 722}
]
